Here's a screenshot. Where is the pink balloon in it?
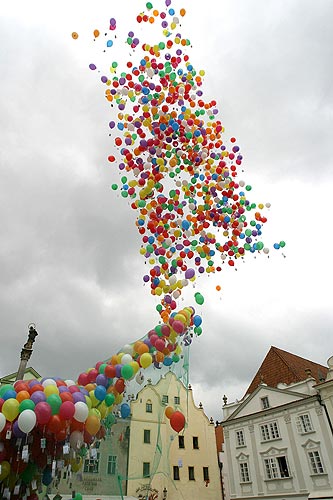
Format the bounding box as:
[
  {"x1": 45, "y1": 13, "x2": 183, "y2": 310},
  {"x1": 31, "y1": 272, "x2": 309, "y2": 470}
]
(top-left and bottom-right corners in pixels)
[
  {"x1": 59, "y1": 401, "x2": 75, "y2": 421},
  {"x1": 172, "y1": 320, "x2": 185, "y2": 334},
  {"x1": 35, "y1": 402, "x2": 52, "y2": 425}
]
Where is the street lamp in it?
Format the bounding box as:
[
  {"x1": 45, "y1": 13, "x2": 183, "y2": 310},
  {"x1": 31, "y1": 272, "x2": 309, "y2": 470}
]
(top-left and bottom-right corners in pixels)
[{"x1": 162, "y1": 487, "x2": 167, "y2": 500}]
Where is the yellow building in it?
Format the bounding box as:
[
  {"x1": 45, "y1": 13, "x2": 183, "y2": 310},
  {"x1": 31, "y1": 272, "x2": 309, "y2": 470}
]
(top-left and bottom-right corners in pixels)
[{"x1": 127, "y1": 371, "x2": 222, "y2": 500}]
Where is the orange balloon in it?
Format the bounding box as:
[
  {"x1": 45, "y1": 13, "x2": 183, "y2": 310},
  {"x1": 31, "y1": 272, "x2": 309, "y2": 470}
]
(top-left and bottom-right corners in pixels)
[
  {"x1": 165, "y1": 406, "x2": 174, "y2": 419},
  {"x1": 93, "y1": 29, "x2": 100, "y2": 38},
  {"x1": 16, "y1": 390, "x2": 30, "y2": 403},
  {"x1": 71, "y1": 32, "x2": 79, "y2": 39},
  {"x1": 85, "y1": 415, "x2": 101, "y2": 436}
]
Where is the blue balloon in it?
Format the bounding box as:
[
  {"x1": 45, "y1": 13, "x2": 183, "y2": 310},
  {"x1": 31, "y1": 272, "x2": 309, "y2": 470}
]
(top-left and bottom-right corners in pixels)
[
  {"x1": 120, "y1": 403, "x2": 130, "y2": 419},
  {"x1": 193, "y1": 315, "x2": 202, "y2": 327},
  {"x1": 94, "y1": 385, "x2": 107, "y2": 401}
]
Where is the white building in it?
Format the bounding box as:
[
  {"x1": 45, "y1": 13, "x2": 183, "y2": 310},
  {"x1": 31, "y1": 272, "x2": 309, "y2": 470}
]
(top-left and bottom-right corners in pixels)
[{"x1": 222, "y1": 346, "x2": 333, "y2": 500}]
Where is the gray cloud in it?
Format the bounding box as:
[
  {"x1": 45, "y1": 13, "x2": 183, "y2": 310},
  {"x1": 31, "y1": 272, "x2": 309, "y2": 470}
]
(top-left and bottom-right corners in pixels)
[{"x1": 1, "y1": 1, "x2": 332, "y2": 422}]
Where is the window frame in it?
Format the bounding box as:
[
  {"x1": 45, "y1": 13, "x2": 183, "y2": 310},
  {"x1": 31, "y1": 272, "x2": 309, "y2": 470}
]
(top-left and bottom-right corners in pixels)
[
  {"x1": 107, "y1": 455, "x2": 117, "y2": 475},
  {"x1": 173, "y1": 465, "x2": 180, "y2": 480},
  {"x1": 239, "y1": 461, "x2": 250, "y2": 483},
  {"x1": 203, "y1": 467, "x2": 210, "y2": 482},
  {"x1": 188, "y1": 466, "x2": 195, "y2": 481},
  {"x1": 174, "y1": 396, "x2": 180, "y2": 405},
  {"x1": 192, "y1": 436, "x2": 199, "y2": 449},
  {"x1": 261, "y1": 396, "x2": 270, "y2": 409},
  {"x1": 146, "y1": 401, "x2": 152, "y2": 413},
  {"x1": 178, "y1": 435, "x2": 185, "y2": 449},
  {"x1": 143, "y1": 462, "x2": 150, "y2": 478},
  {"x1": 144, "y1": 429, "x2": 151, "y2": 444},
  {"x1": 236, "y1": 429, "x2": 245, "y2": 447},
  {"x1": 83, "y1": 452, "x2": 100, "y2": 474},
  {"x1": 296, "y1": 413, "x2": 314, "y2": 434},
  {"x1": 162, "y1": 395, "x2": 169, "y2": 404},
  {"x1": 260, "y1": 421, "x2": 280, "y2": 442},
  {"x1": 263, "y1": 455, "x2": 290, "y2": 480},
  {"x1": 308, "y1": 450, "x2": 325, "y2": 475}
]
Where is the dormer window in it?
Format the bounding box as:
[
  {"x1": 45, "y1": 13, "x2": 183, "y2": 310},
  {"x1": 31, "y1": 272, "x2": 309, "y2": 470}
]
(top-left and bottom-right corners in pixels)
[{"x1": 261, "y1": 396, "x2": 270, "y2": 409}]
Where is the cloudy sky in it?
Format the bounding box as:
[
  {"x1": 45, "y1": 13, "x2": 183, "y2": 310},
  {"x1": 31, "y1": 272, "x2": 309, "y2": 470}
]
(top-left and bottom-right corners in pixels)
[{"x1": 1, "y1": 0, "x2": 332, "y2": 421}]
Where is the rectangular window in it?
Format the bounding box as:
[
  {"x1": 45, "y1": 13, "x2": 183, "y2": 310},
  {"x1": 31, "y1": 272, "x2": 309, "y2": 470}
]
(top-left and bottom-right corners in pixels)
[
  {"x1": 193, "y1": 436, "x2": 199, "y2": 449},
  {"x1": 146, "y1": 402, "x2": 152, "y2": 413},
  {"x1": 296, "y1": 414, "x2": 313, "y2": 433},
  {"x1": 143, "y1": 462, "x2": 150, "y2": 478},
  {"x1": 239, "y1": 462, "x2": 250, "y2": 483},
  {"x1": 260, "y1": 422, "x2": 280, "y2": 441},
  {"x1": 261, "y1": 397, "x2": 270, "y2": 409},
  {"x1": 144, "y1": 429, "x2": 151, "y2": 444},
  {"x1": 162, "y1": 395, "x2": 169, "y2": 404},
  {"x1": 174, "y1": 396, "x2": 180, "y2": 405},
  {"x1": 203, "y1": 467, "x2": 210, "y2": 481},
  {"x1": 188, "y1": 466, "x2": 195, "y2": 481},
  {"x1": 236, "y1": 430, "x2": 245, "y2": 447},
  {"x1": 178, "y1": 435, "x2": 185, "y2": 449},
  {"x1": 107, "y1": 455, "x2": 117, "y2": 475},
  {"x1": 264, "y1": 456, "x2": 290, "y2": 479},
  {"x1": 173, "y1": 465, "x2": 180, "y2": 480},
  {"x1": 308, "y1": 451, "x2": 324, "y2": 474},
  {"x1": 84, "y1": 452, "x2": 100, "y2": 474}
]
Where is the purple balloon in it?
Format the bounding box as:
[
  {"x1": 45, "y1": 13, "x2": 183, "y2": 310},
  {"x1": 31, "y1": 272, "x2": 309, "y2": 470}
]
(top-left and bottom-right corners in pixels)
[
  {"x1": 96, "y1": 374, "x2": 108, "y2": 387},
  {"x1": 115, "y1": 364, "x2": 122, "y2": 378},
  {"x1": 13, "y1": 421, "x2": 26, "y2": 438},
  {"x1": 72, "y1": 392, "x2": 86, "y2": 403},
  {"x1": 58, "y1": 386, "x2": 70, "y2": 393},
  {"x1": 185, "y1": 268, "x2": 195, "y2": 279},
  {"x1": 30, "y1": 391, "x2": 46, "y2": 404}
]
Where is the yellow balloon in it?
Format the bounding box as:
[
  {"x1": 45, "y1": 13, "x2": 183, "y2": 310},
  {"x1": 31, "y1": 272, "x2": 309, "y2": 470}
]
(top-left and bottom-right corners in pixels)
[
  {"x1": 130, "y1": 361, "x2": 140, "y2": 374},
  {"x1": 140, "y1": 352, "x2": 152, "y2": 369},
  {"x1": 0, "y1": 461, "x2": 11, "y2": 481},
  {"x1": 44, "y1": 385, "x2": 59, "y2": 397},
  {"x1": 70, "y1": 457, "x2": 83, "y2": 472},
  {"x1": 2, "y1": 399, "x2": 19, "y2": 422}
]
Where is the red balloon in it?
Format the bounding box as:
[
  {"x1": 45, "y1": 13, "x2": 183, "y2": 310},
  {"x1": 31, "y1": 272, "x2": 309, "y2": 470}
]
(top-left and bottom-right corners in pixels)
[
  {"x1": 35, "y1": 402, "x2": 52, "y2": 425},
  {"x1": 104, "y1": 365, "x2": 116, "y2": 378},
  {"x1": 170, "y1": 411, "x2": 186, "y2": 433},
  {"x1": 47, "y1": 415, "x2": 65, "y2": 434},
  {"x1": 115, "y1": 378, "x2": 125, "y2": 394},
  {"x1": 59, "y1": 401, "x2": 75, "y2": 421},
  {"x1": 60, "y1": 392, "x2": 74, "y2": 403}
]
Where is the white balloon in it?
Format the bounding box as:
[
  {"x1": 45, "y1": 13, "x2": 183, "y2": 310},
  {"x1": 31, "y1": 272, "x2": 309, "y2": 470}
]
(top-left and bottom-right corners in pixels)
[
  {"x1": 65, "y1": 380, "x2": 76, "y2": 387},
  {"x1": 0, "y1": 412, "x2": 6, "y2": 433},
  {"x1": 70, "y1": 430, "x2": 84, "y2": 450},
  {"x1": 121, "y1": 354, "x2": 133, "y2": 365},
  {"x1": 42, "y1": 378, "x2": 57, "y2": 387},
  {"x1": 74, "y1": 402, "x2": 89, "y2": 423},
  {"x1": 18, "y1": 409, "x2": 36, "y2": 434}
]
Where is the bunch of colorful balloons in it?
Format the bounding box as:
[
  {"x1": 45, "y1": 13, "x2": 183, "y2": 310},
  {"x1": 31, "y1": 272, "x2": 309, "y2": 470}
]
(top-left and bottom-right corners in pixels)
[
  {"x1": 75, "y1": 0, "x2": 286, "y2": 321},
  {"x1": 0, "y1": 305, "x2": 196, "y2": 496}
]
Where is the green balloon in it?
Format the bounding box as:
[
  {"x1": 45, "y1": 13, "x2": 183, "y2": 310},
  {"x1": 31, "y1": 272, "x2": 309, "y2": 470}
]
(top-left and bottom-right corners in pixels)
[
  {"x1": 121, "y1": 364, "x2": 134, "y2": 380},
  {"x1": 20, "y1": 461, "x2": 38, "y2": 485},
  {"x1": 105, "y1": 412, "x2": 116, "y2": 428},
  {"x1": 105, "y1": 393, "x2": 115, "y2": 407},
  {"x1": 0, "y1": 384, "x2": 14, "y2": 397},
  {"x1": 19, "y1": 399, "x2": 35, "y2": 412},
  {"x1": 74, "y1": 494, "x2": 83, "y2": 500},
  {"x1": 194, "y1": 292, "x2": 204, "y2": 305},
  {"x1": 46, "y1": 394, "x2": 62, "y2": 415}
]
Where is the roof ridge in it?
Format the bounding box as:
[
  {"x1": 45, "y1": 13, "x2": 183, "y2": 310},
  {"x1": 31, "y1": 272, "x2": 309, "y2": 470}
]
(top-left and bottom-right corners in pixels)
[
  {"x1": 271, "y1": 346, "x2": 300, "y2": 381},
  {"x1": 272, "y1": 346, "x2": 328, "y2": 371}
]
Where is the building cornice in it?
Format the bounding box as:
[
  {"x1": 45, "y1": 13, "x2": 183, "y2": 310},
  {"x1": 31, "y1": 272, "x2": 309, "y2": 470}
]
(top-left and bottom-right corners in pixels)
[{"x1": 222, "y1": 394, "x2": 318, "y2": 427}]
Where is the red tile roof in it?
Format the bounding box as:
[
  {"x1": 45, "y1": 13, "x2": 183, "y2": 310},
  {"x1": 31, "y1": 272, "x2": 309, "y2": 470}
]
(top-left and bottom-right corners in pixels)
[
  {"x1": 245, "y1": 346, "x2": 328, "y2": 395},
  {"x1": 215, "y1": 424, "x2": 224, "y2": 453}
]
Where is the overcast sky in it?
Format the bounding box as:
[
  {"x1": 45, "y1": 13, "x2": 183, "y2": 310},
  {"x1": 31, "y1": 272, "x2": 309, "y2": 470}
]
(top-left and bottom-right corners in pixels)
[{"x1": 1, "y1": 0, "x2": 332, "y2": 421}]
